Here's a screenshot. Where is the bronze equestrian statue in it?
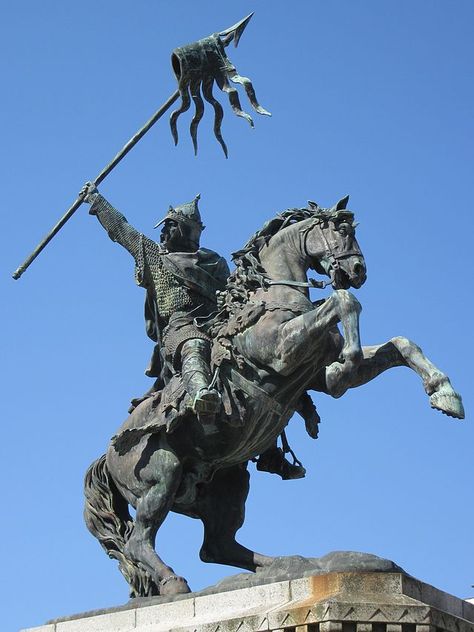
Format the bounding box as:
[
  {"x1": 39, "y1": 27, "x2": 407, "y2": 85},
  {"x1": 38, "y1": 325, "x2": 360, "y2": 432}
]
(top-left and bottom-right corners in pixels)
[
  {"x1": 83, "y1": 194, "x2": 464, "y2": 598},
  {"x1": 82, "y1": 183, "x2": 305, "y2": 476}
]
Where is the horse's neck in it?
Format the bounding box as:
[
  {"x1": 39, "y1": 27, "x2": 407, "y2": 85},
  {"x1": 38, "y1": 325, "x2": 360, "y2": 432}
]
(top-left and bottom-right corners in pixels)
[{"x1": 259, "y1": 223, "x2": 309, "y2": 283}]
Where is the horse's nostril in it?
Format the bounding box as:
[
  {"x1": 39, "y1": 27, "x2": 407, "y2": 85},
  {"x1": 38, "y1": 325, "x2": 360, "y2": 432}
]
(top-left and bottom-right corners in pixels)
[{"x1": 354, "y1": 262, "x2": 363, "y2": 275}]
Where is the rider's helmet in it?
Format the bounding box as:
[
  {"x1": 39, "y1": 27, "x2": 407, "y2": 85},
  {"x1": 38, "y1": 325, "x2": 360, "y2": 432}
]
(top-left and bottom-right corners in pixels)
[{"x1": 154, "y1": 194, "x2": 204, "y2": 248}]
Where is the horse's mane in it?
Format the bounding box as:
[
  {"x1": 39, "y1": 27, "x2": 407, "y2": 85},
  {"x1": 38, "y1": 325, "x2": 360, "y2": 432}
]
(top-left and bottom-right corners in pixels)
[
  {"x1": 208, "y1": 197, "x2": 352, "y2": 332},
  {"x1": 225, "y1": 207, "x2": 316, "y2": 305}
]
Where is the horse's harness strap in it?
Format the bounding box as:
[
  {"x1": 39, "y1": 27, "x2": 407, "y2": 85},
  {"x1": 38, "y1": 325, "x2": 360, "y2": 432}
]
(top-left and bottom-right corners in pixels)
[
  {"x1": 303, "y1": 217, "x2": 360, "y2": 271},
  {"x1": 324, "y1": 249, "x2": 361, "y2": 265},
  {"x1": 230, "y1": 368, "x2": 286, "y2": 417},
  {"x1": 262, "y1": 300, "x2": 312, "y2": 314},
  {"x1": 314, "y1": 221, "x2": 359, "y2": 271},
  {"x1": 267, "y1": 218, "x2": 361, "y2": 291},
  {"x1": 268, "y1": 278, "x2": 329, "y2": 289}
]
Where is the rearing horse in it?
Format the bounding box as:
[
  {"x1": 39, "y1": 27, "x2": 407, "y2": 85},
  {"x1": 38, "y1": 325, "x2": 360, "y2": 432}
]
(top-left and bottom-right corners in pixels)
[{"x1": 84, "y1": 197, "x2": 463, "y2": 599}]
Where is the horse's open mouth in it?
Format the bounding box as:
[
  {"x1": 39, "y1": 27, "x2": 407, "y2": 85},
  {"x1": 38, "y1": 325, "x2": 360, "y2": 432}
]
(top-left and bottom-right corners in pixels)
[
  {"x1": 331, "y1": 266, "x2": 366, "y2": 290},
  {"x1": 331, "y1": 268, "x2": 351, "y2": 290}
]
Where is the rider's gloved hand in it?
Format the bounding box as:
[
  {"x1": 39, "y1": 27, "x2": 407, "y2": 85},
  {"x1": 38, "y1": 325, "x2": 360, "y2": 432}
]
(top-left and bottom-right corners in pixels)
[{"x1": 79, "y1": 182, "x2": 100, "y2": 211}]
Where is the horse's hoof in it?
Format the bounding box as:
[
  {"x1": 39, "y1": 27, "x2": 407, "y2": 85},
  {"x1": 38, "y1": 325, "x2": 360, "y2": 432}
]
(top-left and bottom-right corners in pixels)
[
  {"x1": 325, "y1": 362, "x2": 348, "y2": 399},
  {"x1": 159, "y1": 575, "x2": 191, "y2": 596},
  {"x1": 430, "y1": 390, "x2": 465, "y2": 419}
]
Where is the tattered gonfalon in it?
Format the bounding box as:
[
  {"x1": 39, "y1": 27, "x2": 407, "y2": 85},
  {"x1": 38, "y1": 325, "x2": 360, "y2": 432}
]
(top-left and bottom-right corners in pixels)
[{"x1": 170, "y1": 13, "x2": 271, "y2": 157}]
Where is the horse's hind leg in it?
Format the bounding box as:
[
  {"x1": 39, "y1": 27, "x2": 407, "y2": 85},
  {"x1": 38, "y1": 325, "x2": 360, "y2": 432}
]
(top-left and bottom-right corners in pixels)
[
  {"x1": 197, "y1": 464, "x2": 274, "y2": 572},
  {"x1": 121, "y1": 440, "x2": 191, "y2": 595},
  {"x1": 319, "y1": 337, "x2": 464, "y2": 419}
]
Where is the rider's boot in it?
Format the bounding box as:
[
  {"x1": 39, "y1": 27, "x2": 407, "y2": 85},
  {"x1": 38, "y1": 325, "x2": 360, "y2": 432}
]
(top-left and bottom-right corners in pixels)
[
  {"x1": 180, "y1": 338, "x2": 221, "y2": 419},
  {"x1": 256, "y1": 445, "x2": 306, "y2": 480}
]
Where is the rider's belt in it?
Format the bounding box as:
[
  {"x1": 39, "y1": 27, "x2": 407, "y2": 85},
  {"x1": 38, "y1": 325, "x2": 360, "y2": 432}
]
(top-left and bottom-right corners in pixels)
[{"x1": 230, "y1": 368, "x2": 286, "y2": 418}]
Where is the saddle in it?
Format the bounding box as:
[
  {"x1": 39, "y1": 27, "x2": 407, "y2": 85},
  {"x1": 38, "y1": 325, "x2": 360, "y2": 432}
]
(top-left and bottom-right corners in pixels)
[{"x1": 112, "y1": 374, "x2": 189, "y2": 454}]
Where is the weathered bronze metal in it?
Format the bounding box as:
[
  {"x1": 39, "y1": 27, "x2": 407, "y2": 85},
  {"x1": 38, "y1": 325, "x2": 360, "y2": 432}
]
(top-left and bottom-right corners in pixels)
[
  {"x1": 84, "y1": 196, "x2": 464, "y2": 598},
  {"x1": 81, "y1": 182, "x2": 229, "y2": 420},
  {"x1": 170, "y1": 13, "x2": 271, "y2": 156},
  {"x1": 13, "y1": 13, "x2": 465, "y2": 606},
  {"x1": 12, "y1": 14, "x2": 268, "y2": 280}
]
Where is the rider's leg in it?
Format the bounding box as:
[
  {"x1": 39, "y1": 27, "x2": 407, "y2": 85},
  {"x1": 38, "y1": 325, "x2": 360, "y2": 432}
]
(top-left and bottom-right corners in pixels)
[
  {"x1": 197, "y1": 464, "x2": 274, "y2": 571},
  {"x1": 256, "y1": 441, "x2": 306, "y2": 480},
  {"x1": 123, "y1": 442, "x2": 190, "y2": 595},
  {"x1": 180, "y1": 338, "x2": 220, "y2": 415},
  {"x1": 256, "y1": 391, "x2": 320, "y2": 480}
]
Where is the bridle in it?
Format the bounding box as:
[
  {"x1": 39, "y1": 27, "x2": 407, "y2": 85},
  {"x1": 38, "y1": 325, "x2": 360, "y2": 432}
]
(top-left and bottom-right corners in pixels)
[{"x1": 267, "y1": 217, "x2": 361, "y2": 290}]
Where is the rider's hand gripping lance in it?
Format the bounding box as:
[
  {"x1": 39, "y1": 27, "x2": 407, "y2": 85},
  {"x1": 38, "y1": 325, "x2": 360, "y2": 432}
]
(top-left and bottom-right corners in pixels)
[{"x1": 12, "y1": 13, "x2": 270, "y2": 281}]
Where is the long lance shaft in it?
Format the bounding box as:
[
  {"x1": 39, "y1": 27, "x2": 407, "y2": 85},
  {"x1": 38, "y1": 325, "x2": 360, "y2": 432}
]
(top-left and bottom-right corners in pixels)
[
  {"x1": 13, "y1": 13, "x2": 269, "y2": 280},
  {"x1": 12, "y1": 90, "x2": 180, "y2": 280}
]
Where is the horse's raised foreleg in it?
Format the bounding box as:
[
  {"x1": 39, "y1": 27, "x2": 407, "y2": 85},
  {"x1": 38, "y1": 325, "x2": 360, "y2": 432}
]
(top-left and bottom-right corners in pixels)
[
  {"x1": 197, "y1": 464, "x2": 274, "y2": 572},
  {"x1": 121, "y1": 442, "x2": 191, "y2": 595},
  {"x1": 319, "y1": 337, "x2": 464, "y2": 419},
  {"x1": 275, "y1": 289, "x2": 362, "y2": 397},
  {"x1": 323, "y1": 290, "x2": 363, "y2": 397}
]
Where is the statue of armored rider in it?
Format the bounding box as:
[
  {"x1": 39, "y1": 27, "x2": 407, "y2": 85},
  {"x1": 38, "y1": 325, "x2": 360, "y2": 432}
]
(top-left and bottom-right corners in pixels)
[
  {"x1": 81, "y1": 182, "x2": 227, "y2": 418},
  {"x1": 81, "y1": 182, "x2": 308, "y2": 478}
]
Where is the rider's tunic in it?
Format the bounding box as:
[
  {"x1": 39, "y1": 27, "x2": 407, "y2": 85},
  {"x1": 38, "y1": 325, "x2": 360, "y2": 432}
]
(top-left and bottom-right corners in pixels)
[{"x1": 90, "y1": 194, "x2": 229, "y2": 375}]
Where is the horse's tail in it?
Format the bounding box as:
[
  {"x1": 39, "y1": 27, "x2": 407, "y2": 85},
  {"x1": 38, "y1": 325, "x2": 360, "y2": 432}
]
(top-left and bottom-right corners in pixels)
[{"x1": 83, "y1": 454, "x2": 159, "y2": 597}]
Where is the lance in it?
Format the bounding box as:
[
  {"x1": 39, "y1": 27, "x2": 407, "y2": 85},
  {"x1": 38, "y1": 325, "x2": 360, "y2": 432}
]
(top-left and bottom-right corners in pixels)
[{"x1": 12, "y1": 13, "x2": 270, "y2": 280}]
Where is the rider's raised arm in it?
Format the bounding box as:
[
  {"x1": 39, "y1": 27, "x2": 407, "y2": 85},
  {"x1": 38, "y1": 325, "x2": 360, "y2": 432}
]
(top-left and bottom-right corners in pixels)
[{"x1": 80, "y1": 182, "x2": 143, "y2": 261}]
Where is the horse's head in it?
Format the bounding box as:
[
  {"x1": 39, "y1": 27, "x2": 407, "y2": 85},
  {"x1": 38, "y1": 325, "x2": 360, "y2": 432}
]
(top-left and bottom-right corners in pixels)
[{"x1": 304, "y1": 197, "x2": 367, "y2": 290}]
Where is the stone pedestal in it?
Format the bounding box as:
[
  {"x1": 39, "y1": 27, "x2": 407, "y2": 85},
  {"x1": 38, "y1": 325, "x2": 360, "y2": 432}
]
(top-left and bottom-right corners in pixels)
[{"x1": 22, "y1": 572, "x2": 474, "y2": 632}]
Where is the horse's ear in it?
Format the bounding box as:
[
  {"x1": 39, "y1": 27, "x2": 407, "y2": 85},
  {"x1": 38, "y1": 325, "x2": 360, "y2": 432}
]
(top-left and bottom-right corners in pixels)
[
  {"x1": 308, "y1": 200, "x2": 320, "y2": 210},
  {"x1": 335, "y1": 195, "x2": 350, "y2": 210}
]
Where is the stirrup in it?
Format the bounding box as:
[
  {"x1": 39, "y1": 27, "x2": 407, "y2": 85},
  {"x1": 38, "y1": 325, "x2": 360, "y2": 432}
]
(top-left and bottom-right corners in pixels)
[{"x1": 193, "y1": 387, "x2": 221, "y2": 415}]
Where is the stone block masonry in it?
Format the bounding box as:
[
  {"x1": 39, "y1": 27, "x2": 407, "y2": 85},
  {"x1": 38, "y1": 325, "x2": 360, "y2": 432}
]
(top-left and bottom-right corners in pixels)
[{"x1": 21, "y1": 572, "x2": 474, "y2": 632}]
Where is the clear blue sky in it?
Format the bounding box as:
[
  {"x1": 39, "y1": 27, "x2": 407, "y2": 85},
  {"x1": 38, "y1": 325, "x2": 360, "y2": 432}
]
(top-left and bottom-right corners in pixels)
[{"x1": 2, "y1": 2, "x2": 473, "y2": 631}]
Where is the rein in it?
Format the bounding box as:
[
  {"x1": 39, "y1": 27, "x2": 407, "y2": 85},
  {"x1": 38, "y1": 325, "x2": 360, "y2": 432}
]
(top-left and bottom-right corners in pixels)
[{"x1": 267, "y1": 277, "x2": 331, "y2": 289}]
